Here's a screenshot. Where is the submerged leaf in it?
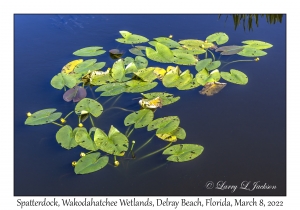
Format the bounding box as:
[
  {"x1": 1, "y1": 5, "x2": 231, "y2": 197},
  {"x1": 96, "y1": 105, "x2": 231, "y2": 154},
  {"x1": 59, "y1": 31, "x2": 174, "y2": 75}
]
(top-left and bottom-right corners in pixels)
[
  {"x1": 163, "y1": 144, "x2": 204, "y2": 162},
  {"x1": 199, "y1": 81, "x2": 227, "y2": 96},
  {"x1": 75, "y1": 98, "x2": 103, "y2": 117},
  {"x1": 116, "y1": 31, "x2": 149, "y2": 44},
  {"x1": 220, "y1": 69, "x2": 248, "y2": 85},
  {"x1": 124, "y1": 109, "x2": 154, "y2": 128},
  {"x1": 141, "y1": 92, "x2": 180, "y2": 106},
  {"x1": 73, "y1": 46, "x2": 106, "y2": 57},
  {"x1": 215, "y1": 45, "x2": 244, "y2": 55},
  {"x1": 63, "y1": 86, "x2": 87, "y2": 102},
  {"x1": 56, "y1": 125, "x2": 78, "y2": 149},
  {"x1": 74, "y1": 152, "x2": 109, "y2": 174},
  {"x1": 109, "y1": 49, "x2": 124, "y2": 59},
  {"x1": 25, "y1": 108, "x2": 62, "y2": 126}
]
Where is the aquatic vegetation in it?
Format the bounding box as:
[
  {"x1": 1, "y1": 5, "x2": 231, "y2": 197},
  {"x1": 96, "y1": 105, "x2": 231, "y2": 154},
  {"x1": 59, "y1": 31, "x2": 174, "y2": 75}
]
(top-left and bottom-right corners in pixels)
[{"x1": 24, "y1": 31, "x2": 273, "y2": 174}]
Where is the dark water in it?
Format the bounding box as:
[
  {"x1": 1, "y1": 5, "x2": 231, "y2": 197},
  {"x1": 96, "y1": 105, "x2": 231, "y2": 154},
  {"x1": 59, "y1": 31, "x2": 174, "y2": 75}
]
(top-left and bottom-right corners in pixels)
[{"x1": 14, "y1": 14, "x2": 286, "y2": 196}]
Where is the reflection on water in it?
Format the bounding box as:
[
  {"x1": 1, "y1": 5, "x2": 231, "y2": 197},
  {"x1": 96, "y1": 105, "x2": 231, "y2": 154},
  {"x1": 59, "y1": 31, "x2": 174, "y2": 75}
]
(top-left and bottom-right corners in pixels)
[{"x1": 219, "y1": 14, "x2": 284, "y2": 31}]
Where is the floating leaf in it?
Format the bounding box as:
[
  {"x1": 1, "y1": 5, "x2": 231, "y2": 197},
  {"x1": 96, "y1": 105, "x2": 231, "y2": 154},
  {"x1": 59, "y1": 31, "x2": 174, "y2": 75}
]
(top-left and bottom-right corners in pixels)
[
  {"x1": 90, "y1": 70, "x2": 114, "y2": 85},
  {"x1": 135, "y1": 46, "x2": 147, "y2": 50},
  {"x1": 111, "y1": 59, "x2": 126, "y2": 82},
  {"x1": 94, "y1": 126, "x2": 129, "y2": 156},
  {"x1": 195, "y1": 59, "x2": 212, "y2": 71},
  {"x1": 206, "y1": 32, "x2": 229, "y2": 45},
  {"x1": 88, "y1": 62, "x2": 106, "y2": 71},
  {"x1": 178, "y1": 39, "x2": 204, "y2": 48},
  {"x1": 73, "y1": 46, "x2": 106, "y2": 57},
  {"x1": 172, "y1": 53, "x2": 198, "y2": 65},
  {"x1": 129, "y1": 47, "x2": 145, "y2": 56},
  {"x1": 124, "y1": 109, "x2": 154, "y2": 128},
  {"x1": 153, "y1": 67, "x2": 167, "y2": 80},
  {"x1": 141, "y1": 92, "x2": 180, "y2": 106},
  {"x1": 74, "y1": 59, "x2": 97, "y2": 74},
  {"x1": 50, "y1": 73, "x2": 77, "y2": 90},
  {"x1": 163, "y1": 144, "x2": 204, "y2": 162},
  {"x1": 162, "y1": 66, "x2": 180, "y2": 87},
  {"x1": 162, "y1": 66, "x2": 195, "y2": 90},
  {"x1": 156, "y1": 127, "x2": 186, "y2": 142},
  {"x1": 25, "y1": 108, "x2": 62, "y2": 126},
  {"x1": 75, "y1": 128, "x2": 97, "y2": 151},
  {"x1": 63, "y1": 86, "x2": 87, "y2": 102},
  {"x1": 134, "y1": 67, "x2": 157, "y2": 82},
  {"x1": 74, "y1": 152, "x2": 109, "y2": 175},
  {"x1": 206, "y1": 60, "x2": 221, "y2": 71},
  {"x1": 237, "y1": 47, "x2": 267, "y2": 57},
  {"x1": 56, "y1": 125, "x2": 78, "y2": 149},
  {"x1": 125, "y1": 56, "x2": 148, "y2": 74},
  {"x1": 172, "y1": 48, "x2": 206, "y2": 55},
  {"x1": 75, "y1": 98, "x2": 103, "y2": 117},
  {"x1": 154, "y1": 37, "x2": 180, "y2": 48},
  {"x1": 199, "y1": 81, "x2": 227, "y2": 96},
  {"x1": 126, "y1": 80, "x2": 158, "y2": 93},
  {"x1": 220, "y1": 69, "x2": 248, "y2": 85},
  {"x1": 147, "y1": 116, "x2": 180, "y2": 134},
  {"x1": 177, "y1": 78, "x2": 201, "y2": 90},
  {"x1": 116, "y1": 31, "x2": 149, "y2": 44},
  {"x1": 124, "y1": 57, "x2": 134, "y2": 65},
  {"x1": 195, "y1": 69, "x2": 220, "y2": 85},
  {"x1": 242, "y1": 40, "x2": 273, "y2": 49},
  {"x1": 146, "y1": 42, "x2": 174, "y2": 63},
  {"x1": 95, "y1": 83, "x2": 126, "y2": 96},
  {"x1": 215, "y1": 45, "x2": 244, "y2": 55},
  {"x1": 61, "y1": 59, "x2": 83, "y2": 74}
]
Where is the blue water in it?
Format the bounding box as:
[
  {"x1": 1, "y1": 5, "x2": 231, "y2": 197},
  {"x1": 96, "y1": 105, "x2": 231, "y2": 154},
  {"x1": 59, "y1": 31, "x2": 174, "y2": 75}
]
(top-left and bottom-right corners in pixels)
[{"x1": 14, "y1": 14, "x2": 286, "y2": 196}]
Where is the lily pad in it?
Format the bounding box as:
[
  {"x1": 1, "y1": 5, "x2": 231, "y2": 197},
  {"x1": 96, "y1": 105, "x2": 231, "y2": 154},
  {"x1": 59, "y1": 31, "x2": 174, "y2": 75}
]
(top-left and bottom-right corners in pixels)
[
  {"x1": 147, "y1": 116, "x2": 180, "y2": 134},
  {"x1": 89, "y1": 70, "x2": 114, "y2": 85},
  {"x1": 134, "y1": 67, "x2": 157, "y2": 82},
  {"x1": 61, "y1": 59, "x2": 83, "y2": 74},
  {"x1": 172, "y1": 53, "x2": 198, "y2": 65},
  {"x1": 73, "y1": 46, "x2": 106, "y2": 57},
  {"x1": 50, "y1": 73, "x2": 77, "y2": 90},
  {"x1": 237, "y1": 47, "x2": 267, "y2": 57},
  {"x1": 111, "y1": 59, "x2": 126, "y2": 82},
  {"x1": 74, "y1": 152, "x2": 109, "y2": 175},
  {"x1": 63, "y1": 86, "x2": 87, "y2": 102},
  {"x1": 146, "y1": 42, "x2": 174, "y2": 63},
  {"x1": 88, "y1": 62, "x2": 106, "y2": 71},
  {"x1": 109, "y1": 49, "x2": 124, "y2": 59},
  {"x1": 195, "y1": 58, "x2": 212, "y2": 72},
  {"x1": 95, "y1": 83, "x2": 127, "y2": 96},
  {"x1": 242, "y1": 40, "x2": 273, "y2": 49},
  {"x1": 156, "y1": 127, "x2": 186, "y2": 142},
  {"x1": 129, "y1": 47, "x2": 145, "y2": 56},
  {"x1": 124, "y1": 57, "x2": 134, "y2": 65},
  {"x1": 74, "y1": 59, "x2": 97, "y2": 74},
  {"x1": 116, "y1": 31, "x2": 149, "y2": 44},
  {"x1": 172, "y1": 48, "x2": 206, "y2": 55},
  {"x1": 154, "y1": 37, "x2": 180, "y2": 48},
  {"x1": 195, "y1": 69, "x2": 220, "y2": 86},
  {"x1": 163, "y1": 144, "x2": 204, "y2": 162},
  {"x1": 141, "y1": 92, "x2": 180, "y2": 106},
  {"x1": 125, "y1": 56, "x2": 148, "y2": 74},
  {"x1": 206, "y1": 60, "x2": 221, "y2": 71},
  {"x1": 124, "y1": 109, "x2": 154, "y2": 128},
  {"x1": 162, "y1": 67, "x2": 195, "y2": 90},
  {"x1": 199, "y1": 81, "x2": 227, "y2": 96},
  {"x1": 215, "y1": 45, "x2": 244, "y2": 55},
  {"x1": 220, "y1": 69, "x2": 248, "y2": 85},
  {"x1": 25, "y1": 108, "x2": 62, "y2": 126},
  {"x1": 126, "y1": 80, "x2": 158, "y2": 93},
  {"x1": 94, "y1": 126, "x2": 129, "y2": 156},
  {"x1": 75, "y1": 128, "x2": 97, "y2": 151},
  {"x1": 206, "y1": 32, "x2": 229, "y2": 45},
  {"x1": 75, "y1": 98, "x2": 103, "y2": 117},
  {"x1": 178, "y1": 39, "x2": 204, "y2": 48},
  {"x1": 56, "y1": 125, "x2": 78, "y2": 149}
]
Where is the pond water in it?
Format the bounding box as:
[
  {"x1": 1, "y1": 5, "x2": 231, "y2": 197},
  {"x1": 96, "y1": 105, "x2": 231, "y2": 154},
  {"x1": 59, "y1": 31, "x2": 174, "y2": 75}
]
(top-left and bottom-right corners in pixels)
[{"x1": 14, "y1": 14, "x2": 286, "y2": 196}]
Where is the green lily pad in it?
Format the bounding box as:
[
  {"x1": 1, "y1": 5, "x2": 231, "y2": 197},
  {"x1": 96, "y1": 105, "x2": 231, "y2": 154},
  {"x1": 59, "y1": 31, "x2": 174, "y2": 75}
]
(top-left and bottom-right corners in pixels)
[
  {"x1": 172, "y1": 48, "x2": 206, "y2": 55},
  {"x1": 206, "y1": 32, "x2": 229, "y2": 45},
  {"x1": 74, "y1": 152, "x2": 109, "y2": 175},
  {"x1": 206, "y1": 60, "x2": 221, "y2": 71},
  {"x1": 154, "y1": 37, "x2": 180, "y2": 48},
  {"x1": 156, "y1": 127, "x2": 186, "y2": 142},
  {"x1": 146, "y1": 42, "x2": 174, "y2": 63},
  {"x1": 195, "y1": 58, "x2": 212, "y2": 72},
  {"x1": 95, "y1": 83, "x2": 127, "y2": 96},
  {"x1": 163, "y1": 144, "x2": 204, "y2": 162},
  {"x1": 124, "y1": 57, "x2": 134, "y2": 65},
  {"x1": 88, "y1": 62, "x2": 106, "y2": 71},
  {"x1": 55, "y1": 125, "x2": 78, "y2": 149},
  {"x1": 178, "y1": 39, "x2": 204, "y2": 48},
  {"x1": 75, "y1": 98, "x2": 103, "y2": 117},
  {"x1": 237, "y1": 47, "x2": 267, "y2": 57},
  {"x1": 126, "y1": 80, "x2": 158, "y2": 93},
  {"x1": 172, "y1": 53, "x2": 198, "y2": 65},
  {"x1": 73, "y1": 46, "x2": 106, "y2": 57},
  {"x1": 134, "y1": 67, "x2": 157, "y2": 82},
  {"x1": 176, "y1": 70, "x2": 194, "y2": 90},
  {"x1": 74, "y1": 59, "x2": 97, "y2": 74},
  {"x1": 129, "y1": 47, "x2": 145, "y2": 56},
  {"x1": 177, "y1": 78, "x2": 201, "y2": 90},
  {"x1": 195, "y1": 69, "x2": 220, "y2": 85},
  {"x1": 94, "y1": 126, "x2": 129, "y2": 156},
  {"x1": 242, "y1": 40, "x2": 273, "y2": 49},
  {"x1": 124, "y1": 109, "x2": 154, "y2": 128},
  {"x1": 75, "y1": 128, "x2": 97, "y2": 151},
  {"x1": 111, "y1": 59, "x2": 126, "y2": 82},
  {"x1": 147, "y1": 116, "x2": 180, "y2": 134},
  {"x1": 141, "y1": 92, "x2": 180, "y2": 106},
  {"x1": 220, "y1": 69, "x2": 248, "y2": 85},
  {"x1": 116, "y1": 31, "x2": 149, "y2": 44},
  {"x1": 89, "y1": 70, "x2": 114, "y2": 85},
  {"x1": 162, "y1": 66, "x2": 181, "y2": 88},
  {"x1": 50, "y1": 73, "x2": 77, "y2": 90},
  {"x1": 215, "y1": 45, "x2": 244, "y2": 55},
  {"x1": 25, "y1": 108, "x2": 62, "y2": 126},
  {"x1": 125, "y1": 56, "x2": 148, "y2": 74}
]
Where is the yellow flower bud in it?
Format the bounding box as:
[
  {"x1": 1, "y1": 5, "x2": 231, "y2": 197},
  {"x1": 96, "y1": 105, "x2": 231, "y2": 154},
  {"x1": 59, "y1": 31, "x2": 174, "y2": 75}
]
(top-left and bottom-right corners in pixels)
[
  {"x1": 168, "y1": 34, "x2": 173, "y2": 39},
  {"x1": 60, "y1": 118, "x2": 66, "y2": 124},
  {"x1": 132, "y1": 140, "x2": 136, "y2": 144},
  {"x1": 114, "y1": 161, "x2": 120, "y2": 167},
  {"x1": 80, "y1": 152, "x2": 86, "y2": 157},
  {"x1": 78, "y1": 123, "x2": 83, "y2": 128},
  {"x1": 27, "y1": 112, "x2": 31, "y2": 117},
  {"x1": 72, "y1": 161, "x2": 77, "y2": 167},
  {"x1": 254, "y1": 58, "x2": 260, "y2": 62}
]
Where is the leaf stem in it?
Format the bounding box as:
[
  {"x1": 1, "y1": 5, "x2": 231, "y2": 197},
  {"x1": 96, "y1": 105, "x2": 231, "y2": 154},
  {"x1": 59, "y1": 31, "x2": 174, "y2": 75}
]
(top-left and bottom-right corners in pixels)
[
  {"x1": 207, "y1": 49, "x2": 216, "y2": 61},
  {"x1": 127, "y1": 127, "x2": 135, "y2": 138},
  {"x1": 134, "y1": 135, "x2": 154, "y2": 154},
  {"x1": 104, "y1": 107, "x2": 135, "y2": 113},
  {"x1": 89, "y1": 115, "x2": 95, "y2": 127},
  {"x1": 51, "y1": 122, "x2": 63, "y2": 127},
  {"x1": 64, "y1": 111, "x2": 74, "y2": 119},
  {"x1": 138, "y1": 142, "x2": 172, "y2": 161},
  {"x1": 111, "y1": 94, "x2": 122, "y2": 107},
  {"x1": 221, "y1": 59, "x2": 254, "y2": 70}
]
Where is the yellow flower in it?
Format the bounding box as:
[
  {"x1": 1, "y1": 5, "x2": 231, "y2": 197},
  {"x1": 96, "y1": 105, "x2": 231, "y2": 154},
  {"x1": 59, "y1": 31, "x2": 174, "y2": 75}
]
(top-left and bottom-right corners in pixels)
[
  {"x1": 72, "y1": 161, "x2": 77, "y2": 167},
  {"x1": 78, "y1": 123, "x2": 83, "y2": 128},
  {"x1": 27, "y1": 112, "x2": 31, "y2": 117},
  {"x1": 168, "y1": 34, "x2": 173, "y2": 39},
  {"x1": 80, "y1": 152, "x2": 86, "y2": 157},
  {"x1": 60, "y1": 118, "x2": 66, "y2": 124},
  {"x1": 114, "y1": 161, "x2": 120, "y2": 167},
  {"x1": 254, "y1": 58, "x2": 260, "y2": 62}
]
